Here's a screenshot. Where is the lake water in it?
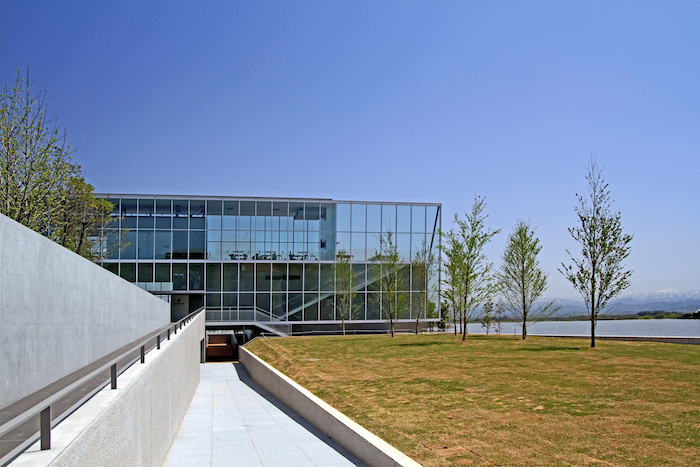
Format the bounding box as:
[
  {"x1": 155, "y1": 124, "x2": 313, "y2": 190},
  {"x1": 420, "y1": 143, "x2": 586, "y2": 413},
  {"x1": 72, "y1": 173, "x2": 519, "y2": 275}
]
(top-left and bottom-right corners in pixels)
[{"x1": 459, "y1": 319, "x2": 700, "y2": 337}]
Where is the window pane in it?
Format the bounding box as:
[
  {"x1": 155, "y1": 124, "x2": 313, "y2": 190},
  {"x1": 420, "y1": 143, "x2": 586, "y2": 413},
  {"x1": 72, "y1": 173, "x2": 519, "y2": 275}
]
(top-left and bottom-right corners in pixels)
[
  {"x1": 397, "y1": 233, "x2": 411, "y2": 261},
  {"x1": 320, "y1": 203, "x2": 334, "y2": 232},
  {"x1": 304, "y1": 264, "x2": 318, "y2": 291},
  {"x1": 138, "y1": 263, "x2": 153, "y2": 282},
  {"x1": 351, "y1": 232, "x2": 365, "y2": 261},
  {"x1": 120, "y1": 263, "x2": 136, "y2": 282},
  {"x1": 239, "y1": 201, "x2": 255, "y2": 230},
  {"x1": 366, "y1": 204, "x2": 381, "y2": 232},
  {"x1": 207, "y1": 241, "x2": 221, "y2": 260},
  {"x1": 288, "y1": 202, "x2": 304, "y2": 231},
  {"x1": 156, "y1": 199, "x2": 171, "y2": 215},
  {"x1": 239, "y1": 263, "x2": 255, "y2": 291},
  {"x1": 288, "y1": 264, "x2": 303, "y2": 290},
  {"x1": 206, "y1": 263, "x2": 221, "y2": 291},
  {"x1": 353, "y1": 293, "x2": 366, "y2": 320},
  {"x1": 427, "y1": 206, "x2": 439, "y2": 233},
  {"x1": 288, "y1": 293, "x2": 303, "y2": 320},
  {"x1": 382, "y1": 205, "x2": 396, "y2": 233},
  {"x1": 351, "y1": 204, "x2": 366, "y2": 232},
  {"x1": 412, "y1": 205, "x2": 426, "y2": 233},
  {"x1": 271, "y1": 263, "x2": 287, "y2": 291},
  {"x1": 172, "y1": 231, "x2": 187, "y2": 259},
  {"x1": 155, "y1": 217, "x2": 171, "y2": 229},
  {"x1": 256, "y1": 293, "x2": 270, "y2": 314},
  {"x1": 120, "y1": 231, "x2": 136, "y2": 259},
  {"x1": 336, "y1": 203, "x2": 351, "y2": 231},
  {"x1": 223, "y1": 293, "x2": 237, "y2": 308},
  {"x1": 223, "y1": 201, "x2": 238, "y2": 229},
  {"x1": 106, "y1": 230, "x2": 119, "y2": 259},
  {"x1": 137, "y1": 231, "x2": 154, "y2": 259},
  {"x1": 189, "y1": 264, "x2": 204, "y2": 290},
  {"x1": 189, "y1": 231, "x2": 205, "y2": 259},
  {"x1": 173, "y1": 200, "x2": 188, "y2": 229},
  {"x1": 272, "y1": 293, "x2": 286, "y2": 319},
  {"x1": 172, "y1": 264, "x2": 187, "y2": 290},
  {"x1": 103, "y1": 263, "x2": 118, "y2": 275},
  {"x1": 397, "y1": 205, "x2": 411, "y2": 233},
  {"x1": 223, "y1": 264, "x2": 238, "y2": 291},
  {"x1": 190, "y1": 200, "x2": 205, "y2": 229},
  {"x1": 303, "y1": 294, "x2": 318, "y2": 320},
  {"x1": 353, "y1": 264, "x2": 366, "y2": 291},
  {"x1": 155, "y1": 263, "x2": 170, "y2": 282},
  {"x1": 320, "y1": 296, "x2": 334, "y2": 320},
  {"x1": 121, "y1": 199, "x2": 137, "y2": 229},
  {"x1": 319, "y1": 264, "x2": 334, "y2": 291},
  {"x1": 305, "y1": 202, "x2": 320, "y2": 232},
  {"x1": 206, "y1": 293, "x2": 221, "y2": 309},
  {"x1": 155, "y1": 231, "x2": 171, "y2": 259}
]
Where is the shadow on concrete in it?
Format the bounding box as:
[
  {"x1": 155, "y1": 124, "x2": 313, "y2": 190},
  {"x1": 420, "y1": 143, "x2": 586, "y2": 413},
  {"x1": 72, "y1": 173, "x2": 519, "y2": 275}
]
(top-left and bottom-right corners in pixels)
[{"x1": 232, "y1": 362, "x2": 366, "y2": 467}]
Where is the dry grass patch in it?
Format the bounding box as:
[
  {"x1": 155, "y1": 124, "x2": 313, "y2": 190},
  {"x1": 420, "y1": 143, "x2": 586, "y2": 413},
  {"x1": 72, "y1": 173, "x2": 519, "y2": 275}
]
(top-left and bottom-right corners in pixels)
[{"x1": 247, "y1": 334, "x2": 700, "y2": 466}]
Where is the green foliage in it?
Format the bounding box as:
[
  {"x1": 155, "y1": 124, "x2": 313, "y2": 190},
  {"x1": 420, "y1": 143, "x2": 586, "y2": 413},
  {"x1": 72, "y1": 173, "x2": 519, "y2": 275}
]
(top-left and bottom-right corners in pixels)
[
  {"x1": 1, "y1": 69, "x2": 74, "y2": 233},
  {"x1": 439, "y1": 196, "x2": 500, "y2": 340},
  {"x1": 333, "y1": 248, "x2": 359, "y2": 335},
  {"x1": 373, "y1": 230, "x2": 408, "y2": 337},
  {"x1": 498, "y1": 219, "x2": 559, "y2": 339},
  {"x1": 560, "y1": 157, "x2": 633, "y2": 347},
  {"x1": 0, "y1": 68, "x2": 113, "y2": 261}
]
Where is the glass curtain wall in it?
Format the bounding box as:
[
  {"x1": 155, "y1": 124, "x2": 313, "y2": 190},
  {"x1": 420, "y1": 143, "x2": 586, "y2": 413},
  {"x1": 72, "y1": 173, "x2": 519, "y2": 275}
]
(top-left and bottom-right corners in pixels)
[{"x1": 100, "y1": 196, "x2": 440, "y2": 323}]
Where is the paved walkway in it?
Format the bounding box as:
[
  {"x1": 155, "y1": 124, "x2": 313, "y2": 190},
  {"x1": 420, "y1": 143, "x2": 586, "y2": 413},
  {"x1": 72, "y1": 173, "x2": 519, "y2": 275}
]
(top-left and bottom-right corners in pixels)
[{"x1": 162, "y1": 363, "x2": 365, "y2": 467}]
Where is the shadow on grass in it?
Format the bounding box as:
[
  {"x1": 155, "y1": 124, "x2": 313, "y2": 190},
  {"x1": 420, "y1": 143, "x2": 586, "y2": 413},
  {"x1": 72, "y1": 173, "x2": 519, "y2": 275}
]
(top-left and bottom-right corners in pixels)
[
  {"x1": 511, "y1": 346, "x2": 588, "y2": 352},
  {"x1": 395, "y1": 341, "x2": 454, "y2": 347}
]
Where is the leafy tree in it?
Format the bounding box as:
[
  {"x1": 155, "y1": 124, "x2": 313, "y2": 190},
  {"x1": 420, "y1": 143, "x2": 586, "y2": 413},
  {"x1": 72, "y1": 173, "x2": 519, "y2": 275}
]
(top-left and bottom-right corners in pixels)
[
  {"x1": 333, "y1": 248, "x2": 358, "y2": 335},
  {"x1": 559, "y1": 157, "x2": 633, "y2": 348},
  {"x1": 373, "y1": 230, "x2": 408, "y2": 337},
  {"x1": 440, "y1": 197, "x2": 500, "y2": 341},
  {"x1": 52, "y1": 175, "x2": 115, "y2": 261},
  {"x1": 498, "y1": 220, "x2": 559, "y2": 339},
  {"x1": 1, "y1": 69, "x2": 75, "y2": 234},
  {"x1": 411, "y1": 237, "x2": 437, "y2": 334}
]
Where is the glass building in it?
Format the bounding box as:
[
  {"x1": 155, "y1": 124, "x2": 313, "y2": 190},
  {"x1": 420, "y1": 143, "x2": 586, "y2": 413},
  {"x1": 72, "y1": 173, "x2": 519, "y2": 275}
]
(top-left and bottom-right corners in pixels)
[{"x1": 97, "y1": 195, "x2": 441, "y2": 334}]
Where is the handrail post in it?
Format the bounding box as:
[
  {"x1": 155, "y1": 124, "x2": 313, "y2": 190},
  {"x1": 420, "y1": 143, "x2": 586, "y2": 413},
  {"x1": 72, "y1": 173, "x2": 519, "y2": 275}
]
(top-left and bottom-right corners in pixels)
[
  {"x1": 167, "y1": 328, "x2": 171, "y2": 340},
  {"x1": 157, "y1": 335, "x2": 161, "y2": 349},
  {"x1": 40, "y1": 406, "x2": 51, "y2": 450},
  {"x1": 174, "y1": 325, "x2": 177, "y2": 335},
  {"x1": 140, "y1": 345, "x2": 145, "y2": 364},
  {"x1": 111, "y1": 364, "x2": 117, "y2": 389}
]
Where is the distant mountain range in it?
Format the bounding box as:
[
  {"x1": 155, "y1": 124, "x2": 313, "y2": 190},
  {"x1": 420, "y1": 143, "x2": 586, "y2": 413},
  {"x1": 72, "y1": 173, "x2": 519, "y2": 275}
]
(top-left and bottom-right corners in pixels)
[{"x1": 547, "y1": 289, "x2": 700, "y2": 317}]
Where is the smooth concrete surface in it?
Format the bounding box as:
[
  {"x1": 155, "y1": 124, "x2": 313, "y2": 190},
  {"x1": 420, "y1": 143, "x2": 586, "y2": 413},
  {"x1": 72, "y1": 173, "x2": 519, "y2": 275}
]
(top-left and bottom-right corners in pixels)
[
  {"x1": 10, "y1": 310, "x2": 205, "y2": 467},
  {"x1": 0, "y1": 213, "x2": 170, "y2": 408},
  {"x1": 239, "y1": 346, "x2": 422, "y2": 467},
  {"x1": 162, "y1": 362, "x2": 365, "y2": 467}
]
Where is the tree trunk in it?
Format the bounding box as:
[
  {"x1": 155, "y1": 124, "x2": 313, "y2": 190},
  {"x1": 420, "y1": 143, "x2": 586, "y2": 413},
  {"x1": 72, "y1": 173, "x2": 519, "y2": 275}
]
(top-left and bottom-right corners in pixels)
[
  {"x1": 522, "y1": 317, "x2": 527, "y2": 340},
  {"x1": 462, "y1": 316, "x2": 467, "y2": 341},
  {"x1": 453, "y1": 312, "x2": 457, "y2": 336},
  {"x1": 591, "y1": 318, "x2": 596, "y2": 348},
  {"x1": 342, "y1": 318, "x2": 345, "y2": 336},
  {"x1": 390, "y1": 316, "x2": 394, "y2": 337}
]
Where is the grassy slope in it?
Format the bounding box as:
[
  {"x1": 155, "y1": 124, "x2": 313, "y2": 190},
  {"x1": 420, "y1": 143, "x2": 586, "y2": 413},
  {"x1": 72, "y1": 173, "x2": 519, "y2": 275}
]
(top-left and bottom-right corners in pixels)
[{"x1": 247, "y1": 334, "x2": 700, "y2": 467}]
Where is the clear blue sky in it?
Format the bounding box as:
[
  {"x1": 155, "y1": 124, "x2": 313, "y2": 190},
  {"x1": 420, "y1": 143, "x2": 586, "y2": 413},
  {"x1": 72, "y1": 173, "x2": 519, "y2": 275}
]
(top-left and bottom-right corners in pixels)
[{"x1": 2, "y1": 1, "x2": 698, "y2": 298}]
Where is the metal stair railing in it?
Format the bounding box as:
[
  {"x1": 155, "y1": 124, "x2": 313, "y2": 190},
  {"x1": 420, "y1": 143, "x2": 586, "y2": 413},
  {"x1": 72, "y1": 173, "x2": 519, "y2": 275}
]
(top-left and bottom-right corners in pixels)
[{"x1": 0, "y1": 307, "x2": 204, "y2": 464}]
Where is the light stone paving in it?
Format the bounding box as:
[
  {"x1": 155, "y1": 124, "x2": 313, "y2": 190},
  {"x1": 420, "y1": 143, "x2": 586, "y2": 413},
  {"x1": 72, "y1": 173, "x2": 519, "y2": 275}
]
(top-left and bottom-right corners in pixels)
[{"x1": 162, "y1": 362, "x2": 365, "y2": 467}]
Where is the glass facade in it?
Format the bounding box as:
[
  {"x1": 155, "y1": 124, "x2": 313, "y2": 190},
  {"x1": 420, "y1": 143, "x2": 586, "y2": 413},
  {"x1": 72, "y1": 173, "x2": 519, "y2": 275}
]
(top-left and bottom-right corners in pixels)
[{"x1": 99, "y1": 195, "x2": 441, "y2": 325}]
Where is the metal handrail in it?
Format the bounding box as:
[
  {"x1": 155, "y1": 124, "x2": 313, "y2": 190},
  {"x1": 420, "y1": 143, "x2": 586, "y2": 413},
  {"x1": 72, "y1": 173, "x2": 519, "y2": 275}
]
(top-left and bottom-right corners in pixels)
[{"x1": 0, "y1": 307, "x2": 204, "y2": 453}]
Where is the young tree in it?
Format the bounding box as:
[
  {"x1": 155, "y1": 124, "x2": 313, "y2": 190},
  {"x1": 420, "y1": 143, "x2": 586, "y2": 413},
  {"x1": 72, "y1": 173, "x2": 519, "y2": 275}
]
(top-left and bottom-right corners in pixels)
[
  {"x1": 498, "y1": 220, "x2": 559, "y2": 339},
  {"x1": 373, "y1": 230, "x2": 408, "y2": 337},
  {"x1": 448, "y1": 197, "x2": 501, "y2": 341},
  {"x1": 333, "y1": 248, "x2": 358, "y2": 336},
  {"x1": 439, "y1": 228, "x2": 465, "y2": 336},
  {"x1": 1, "y1": 69, "x2": 75, "y2": 234},
  {"x1": 493, "y1": 300, "x2": 506, "y2": 335},
  {"x1": 411, "y1": 238, "x2": 437, "y2": 334},
  {"x1": 480, "y1": 300, "x2": 494, "y2": 335},
  {"x1": 560, "y1": 157, "x2": 633, "y2": 347}
]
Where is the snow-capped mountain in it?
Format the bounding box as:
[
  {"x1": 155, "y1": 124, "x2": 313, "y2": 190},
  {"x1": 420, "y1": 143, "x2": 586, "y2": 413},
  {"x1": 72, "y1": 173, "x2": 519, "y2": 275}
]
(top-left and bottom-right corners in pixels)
[{"x1": 548, "y1": 289, "x2": 700, "y2": 316}]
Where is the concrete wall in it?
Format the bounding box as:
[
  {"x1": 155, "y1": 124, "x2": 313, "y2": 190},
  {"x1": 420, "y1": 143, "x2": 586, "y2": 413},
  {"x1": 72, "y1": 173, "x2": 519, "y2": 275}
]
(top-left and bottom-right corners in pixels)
[
  {"x1": 0, "y1": 213, "x2": 170, "y2": 408},
  {"x1": 12, "y1": 311, "x2": 205, "y2": 467},
  {"x1": 239, "y1": 346, "x2": 422, "y2": 467}
]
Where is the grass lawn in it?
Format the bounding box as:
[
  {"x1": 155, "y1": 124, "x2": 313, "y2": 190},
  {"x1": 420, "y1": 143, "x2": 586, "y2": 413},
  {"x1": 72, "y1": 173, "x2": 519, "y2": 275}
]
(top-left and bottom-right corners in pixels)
[{"x1": 246, "y1": 333, "x2": 700, "y2": 466}]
